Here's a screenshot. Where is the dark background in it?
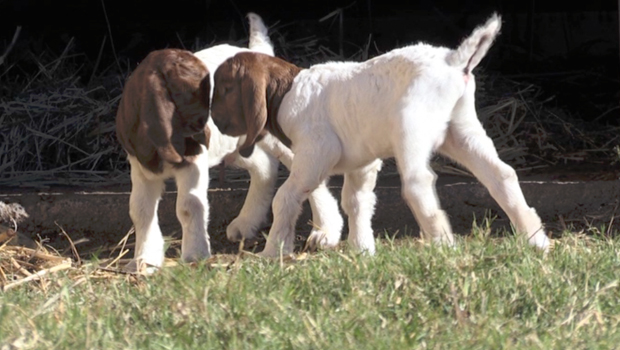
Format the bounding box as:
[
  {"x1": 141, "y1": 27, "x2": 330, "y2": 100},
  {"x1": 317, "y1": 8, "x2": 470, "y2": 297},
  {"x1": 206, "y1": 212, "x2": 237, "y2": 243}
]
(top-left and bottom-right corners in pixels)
[
  {"x1": 0, "y1": 0, "x2": 618, "y2": 123},
  {"x1": 2, "y1": 1, "x2": 616, "y2": 64}
]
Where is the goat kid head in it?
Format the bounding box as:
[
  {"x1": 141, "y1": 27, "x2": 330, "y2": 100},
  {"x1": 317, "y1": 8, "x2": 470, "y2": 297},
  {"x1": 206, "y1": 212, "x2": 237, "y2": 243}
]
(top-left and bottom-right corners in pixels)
[
  {"x1": 116, "y1": 49, "x2": 212, "y2": 172},
  {"x1": 210, "y1": 52, "x2": 302, "y2": 157}
]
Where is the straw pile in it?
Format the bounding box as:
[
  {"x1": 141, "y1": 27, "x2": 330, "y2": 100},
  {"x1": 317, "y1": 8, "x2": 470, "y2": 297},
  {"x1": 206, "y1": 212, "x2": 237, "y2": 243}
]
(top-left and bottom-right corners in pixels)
[
  {"x1": 0, "y1": 226, "x2": 295, "y2": 291},
  {"x1": 0, "y1": 199, "x2": 71, "y2": 291},
  {"x1": 0, "y1": 198, "x2": 254, "y2": 290},
  {"x1": 0, "y1": 38, "x2": 129, "y2": 188},
  {"x1": 0, "y1": 245, "x2": 73, "y2": 292}
]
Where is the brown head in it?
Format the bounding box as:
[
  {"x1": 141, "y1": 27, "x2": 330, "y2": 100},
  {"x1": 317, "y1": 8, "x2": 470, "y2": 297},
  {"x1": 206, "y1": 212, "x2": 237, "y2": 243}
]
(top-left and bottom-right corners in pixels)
[
  {"x1": 115, "y1": 48, "x2": 212, "y2": 173},
  {"x1": 210, "y1": 51, "x2": 302, "y2": 157}
]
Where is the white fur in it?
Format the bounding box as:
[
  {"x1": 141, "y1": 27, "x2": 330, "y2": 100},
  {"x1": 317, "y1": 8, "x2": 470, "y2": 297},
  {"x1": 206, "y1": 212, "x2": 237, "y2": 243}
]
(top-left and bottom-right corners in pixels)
[
  {"x1": 125, "y1": 13, "x2": 343, "y2": 272},
  {"x1": 253, "y1": 14, "x2": 550, "y2": 257}
]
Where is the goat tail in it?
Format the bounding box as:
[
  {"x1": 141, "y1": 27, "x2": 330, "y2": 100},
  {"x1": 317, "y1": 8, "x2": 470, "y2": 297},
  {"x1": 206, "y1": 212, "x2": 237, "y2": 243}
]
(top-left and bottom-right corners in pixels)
[
  {"x1": 446, "y1": 13, "x2": 501, "y2": 75},
  {"x1": 247, "y1": 13, "x2": 275, "y2": 57}
]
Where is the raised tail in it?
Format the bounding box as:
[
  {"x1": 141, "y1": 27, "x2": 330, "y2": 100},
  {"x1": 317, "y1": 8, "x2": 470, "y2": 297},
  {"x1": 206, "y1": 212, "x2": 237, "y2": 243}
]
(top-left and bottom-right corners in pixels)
[
  {"x1": 247, "y1": 12, "x2": 275, "y2": 56},
  {"x1": 446, "y1": 13, "x2": 501, "y2": 75}
]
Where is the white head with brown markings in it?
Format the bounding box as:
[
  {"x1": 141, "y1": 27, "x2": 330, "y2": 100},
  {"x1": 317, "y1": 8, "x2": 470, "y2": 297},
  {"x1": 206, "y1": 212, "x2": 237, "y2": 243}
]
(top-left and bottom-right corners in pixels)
[{"x1": 210, "y1": 51, "x2": 302, "y2": 157}]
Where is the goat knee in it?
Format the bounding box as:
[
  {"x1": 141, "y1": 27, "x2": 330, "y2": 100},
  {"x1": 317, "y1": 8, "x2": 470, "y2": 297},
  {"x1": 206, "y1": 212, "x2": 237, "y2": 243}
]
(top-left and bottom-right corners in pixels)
[
  {"x1": 176, "y1": 194, "x2": 206, "y2": 223},
  {"x1": 260, "y1": 180, "x2": 309, "y2": 257},
  {"x1": 401, "y1": 169, "x2": 436, "y2": 212},
  {"x1": 176, "y1": 193, "x2": 211, "y2": 262}
]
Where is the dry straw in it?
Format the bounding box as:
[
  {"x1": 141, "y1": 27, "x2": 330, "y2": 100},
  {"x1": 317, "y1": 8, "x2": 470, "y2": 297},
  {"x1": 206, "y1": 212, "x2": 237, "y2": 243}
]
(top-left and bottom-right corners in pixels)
[{"x1": 1, "y1": 38, "x2": 128, "y2": 188}]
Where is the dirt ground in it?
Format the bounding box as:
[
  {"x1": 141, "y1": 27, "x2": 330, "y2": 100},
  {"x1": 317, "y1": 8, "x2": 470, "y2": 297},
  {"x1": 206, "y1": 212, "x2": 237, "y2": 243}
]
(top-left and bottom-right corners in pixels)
[{"x1": 1, "y1": 159, "x2": 619, "y2": 260}]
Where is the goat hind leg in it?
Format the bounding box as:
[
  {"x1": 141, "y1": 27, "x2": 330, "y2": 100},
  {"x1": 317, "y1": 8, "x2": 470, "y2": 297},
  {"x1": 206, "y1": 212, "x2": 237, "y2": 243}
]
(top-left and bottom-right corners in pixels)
[
  {"x1": 439, "y1": 127, "x2": 550, "y2": 251},
  {"x1": 395, "y1": 143, "x2": 455, "y2": 246}
]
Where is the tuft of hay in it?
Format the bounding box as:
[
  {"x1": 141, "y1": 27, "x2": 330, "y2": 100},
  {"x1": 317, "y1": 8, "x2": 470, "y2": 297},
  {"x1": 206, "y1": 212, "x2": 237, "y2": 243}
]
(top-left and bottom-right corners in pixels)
[
  {"x1": 0, "y1": 244, "x2": 72, "y2": 291},
  {"x1": 0, "y1": 225, "x2": 308, "y2": 291}
]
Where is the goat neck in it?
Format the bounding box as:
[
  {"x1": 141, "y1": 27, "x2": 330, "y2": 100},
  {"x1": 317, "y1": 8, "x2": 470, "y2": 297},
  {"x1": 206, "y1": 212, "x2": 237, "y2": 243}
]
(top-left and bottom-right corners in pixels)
[{"x1": 263, "y1": 58, "x2": 303, "y2": 149}]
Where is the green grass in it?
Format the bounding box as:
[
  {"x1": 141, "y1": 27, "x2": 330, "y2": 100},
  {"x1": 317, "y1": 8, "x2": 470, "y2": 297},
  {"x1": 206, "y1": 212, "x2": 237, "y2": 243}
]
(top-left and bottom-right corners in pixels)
[{"x1": 2, "y1": 231, "x2": 620, "y2": 349}]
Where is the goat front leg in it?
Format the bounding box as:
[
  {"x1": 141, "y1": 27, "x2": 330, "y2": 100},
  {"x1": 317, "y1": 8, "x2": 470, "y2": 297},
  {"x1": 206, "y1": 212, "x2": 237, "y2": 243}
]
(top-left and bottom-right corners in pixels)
[
  {"x1": 259, "y1": 134, "x2": 344, "y2": 252},
  {"x1": 340, "y1": 160, "x2": 382, "y2": 255},
  {"x1": 305, "y1": 180, "x2": 344, "y2": 250},
  {"x1": 226, "y1": 144, "x2": 279, "y2": 242},
  {"x1": 439, "y1": 125, "x2": 550, "y2": 251},
  {"x1": 175, "y1": 151, "x2": 211, "y2": 262},
  {"x1": 126, "y1": 156, "x2": 166, "y2": 273},
  {"x1": 260, "y1": 146, "x2": 339, "y2": 258}
]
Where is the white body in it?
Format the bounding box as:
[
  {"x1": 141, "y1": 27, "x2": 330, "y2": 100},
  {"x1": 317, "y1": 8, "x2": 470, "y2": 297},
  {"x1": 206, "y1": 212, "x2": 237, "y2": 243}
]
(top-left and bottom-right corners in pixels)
[
  {"x1": 126, "y1": 15, "x2": 343, "y2": 272},
  {"x1": 258, "y1": 14, "x2": 550, "y2": 256}
]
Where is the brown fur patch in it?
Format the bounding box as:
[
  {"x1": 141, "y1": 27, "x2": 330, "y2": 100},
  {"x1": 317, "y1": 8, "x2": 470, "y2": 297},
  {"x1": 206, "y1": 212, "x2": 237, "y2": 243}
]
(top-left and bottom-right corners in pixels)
[
  {"x1": 115, "y1": 48, "x2": 212, "y2": 173},
  {"x1": 210, "y1": 52, "x2": 302, "y2": 157}
]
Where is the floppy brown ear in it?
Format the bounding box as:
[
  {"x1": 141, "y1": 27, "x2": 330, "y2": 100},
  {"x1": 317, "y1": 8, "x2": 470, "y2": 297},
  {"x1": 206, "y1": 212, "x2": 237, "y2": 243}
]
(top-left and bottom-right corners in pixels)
[
  {"x1": 194, "y1": 76, "x2": 212, "y2": 149},
  {"x1": 163, "y1": 53, "x2": 209, "y2": 127},
  {"x1": 198, "y1": 74, "x2": 211, "y2": 110},
  {"x1": 142, "y1": 73, "x2": 185, "y2": 163},
  {"x1": 238, "y1": 68, "x2": 268, "y2": 157}
]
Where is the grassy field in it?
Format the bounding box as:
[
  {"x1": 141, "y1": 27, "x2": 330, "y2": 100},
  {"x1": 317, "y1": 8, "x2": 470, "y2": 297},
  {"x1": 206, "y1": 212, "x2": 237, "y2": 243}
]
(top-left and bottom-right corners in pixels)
[{"x1": 1, "y1": 227, "x2": 619, "y2": 350}]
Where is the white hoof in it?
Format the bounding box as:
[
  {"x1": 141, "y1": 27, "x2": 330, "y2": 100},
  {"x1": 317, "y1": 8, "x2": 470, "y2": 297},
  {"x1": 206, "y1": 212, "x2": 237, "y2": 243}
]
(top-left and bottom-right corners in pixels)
[
  {"x1": 124, "y1": 259, "x2": 161, "y2": 275},
  {"x1": 527, "y1": 231, "x2": 551, "y2": 252},
  {"x1": 347, "y1": 233, "x2": 376, "y2": 256},
  {"x1": 258, "y1": 242, "x2": 294, "y2": 258},
  {"x1": 226, "y1": 216, "x2": 262, "y2": 242},
  {"x1": 306, "y1": 229, "x2": 340, "y2": 250}
]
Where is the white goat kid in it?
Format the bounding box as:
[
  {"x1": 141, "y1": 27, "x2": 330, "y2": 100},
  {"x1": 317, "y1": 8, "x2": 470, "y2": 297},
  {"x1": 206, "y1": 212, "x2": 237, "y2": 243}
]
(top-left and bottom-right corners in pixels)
[
  {"x1": 117, "y1": 13, "x2": 342, "y2": 272},
  {"x1": 210, "y1": 13, "x2": 551, "y2": 257}
]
